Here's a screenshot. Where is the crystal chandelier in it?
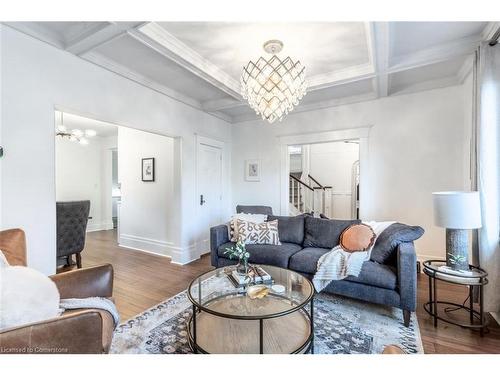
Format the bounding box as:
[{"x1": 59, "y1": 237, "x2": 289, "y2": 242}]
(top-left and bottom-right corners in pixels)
[
  {"x1": 241, "y1": 40, "x2": 307, "y2": 124},
  {"x1": 55, "y1": 112, "x2": 97, "y2": 145}
]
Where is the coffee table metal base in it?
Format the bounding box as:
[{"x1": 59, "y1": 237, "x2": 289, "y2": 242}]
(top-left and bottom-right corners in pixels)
[{"x1": 187, "y1": 299, "x2": 314, "y2": 354}]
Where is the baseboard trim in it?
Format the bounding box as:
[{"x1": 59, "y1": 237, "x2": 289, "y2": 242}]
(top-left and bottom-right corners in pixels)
[
  {"x1": 118, "y1": 234, "x2": 210, "y2": 265},
  {"x1": 119, "y1": 234, "x2": 174, "y2": 258},
  {"x1": 87, "y1": 221, "x2": 114, "y2": 232}
]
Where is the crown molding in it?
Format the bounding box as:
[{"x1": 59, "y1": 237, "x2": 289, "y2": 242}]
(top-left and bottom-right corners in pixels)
[
  {"x1": 130, "y1": 22, "x2": 242, "y2": 100},
  {"x1": 82, "y1": 51, "x2": 232, "y2": 124}
]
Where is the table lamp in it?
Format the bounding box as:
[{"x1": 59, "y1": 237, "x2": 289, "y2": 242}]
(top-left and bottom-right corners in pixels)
[{"x1": 432, "y1": 191, "x2": 482, "y2": 270}]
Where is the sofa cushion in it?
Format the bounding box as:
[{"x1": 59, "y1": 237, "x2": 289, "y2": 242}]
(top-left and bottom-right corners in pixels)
[
  {"x1": 370, "y1": 223, "x2": 424, "y2": 264},
  {"x1": 345, "y1": 261, "x2": 397, "y2": 290},
  {"x1": 289, "y1": 247, "x2": 330, "y2": 274},
  {"x1": 267, "y1": 214, "x2": 305, "y2": 245},
  {"x1": 217, "y1": 242, "x2": 302, "y2": 268},
  {"x1": 303, "y1": 216, "x2": 360, "y2": 249},
  {"x1": 235, "y1": 219, "x2": 280, "y2": 245},
  {"x1": 340, "y1": 223, "x2": 376, "y2": 252}
]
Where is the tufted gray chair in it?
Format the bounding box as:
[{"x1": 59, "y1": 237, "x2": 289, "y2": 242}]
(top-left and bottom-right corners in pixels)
[{"x1": 56, "y1": 200, "x2": 90, "y2": 268}]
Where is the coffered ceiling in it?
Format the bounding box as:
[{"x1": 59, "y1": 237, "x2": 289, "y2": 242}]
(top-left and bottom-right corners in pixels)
[{"x1": 5, "y1": 21, "x2": 499, "y2": 124}]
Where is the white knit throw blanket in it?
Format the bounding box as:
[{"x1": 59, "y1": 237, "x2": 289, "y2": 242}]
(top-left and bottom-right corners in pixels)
[
  {"x1": 312, "y1": 221, "x2": 395, "y2": 292},
  {"x1": 60, "y1": 297, "x2": 120, "y2": 328}
]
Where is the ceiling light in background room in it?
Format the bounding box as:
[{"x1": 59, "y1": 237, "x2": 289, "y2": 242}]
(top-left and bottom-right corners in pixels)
[
  {"x1": 241, "y1": 40, "x2": 307, "y2": 124},
  {"x1": 55, "y1": 112, "x2": 97, "y2": 145}
]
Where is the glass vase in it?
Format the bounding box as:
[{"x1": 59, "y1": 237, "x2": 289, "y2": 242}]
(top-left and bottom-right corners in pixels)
[{"x1": 236, "y1": 258, "x2": 248, "y2": 276}]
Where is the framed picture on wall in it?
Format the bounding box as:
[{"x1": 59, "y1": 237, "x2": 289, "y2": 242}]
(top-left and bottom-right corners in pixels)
[
  {"x1": 142, "y1": 158, "x2": 155, "y2": 182},
  {"x1": 245, "y1": 159, "x2": 260, "y2": 181}
]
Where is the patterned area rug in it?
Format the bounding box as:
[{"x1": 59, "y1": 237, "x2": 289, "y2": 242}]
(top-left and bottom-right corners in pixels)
[{"x1": 110, "y1": 287, "x2": 423, "y2": 354}]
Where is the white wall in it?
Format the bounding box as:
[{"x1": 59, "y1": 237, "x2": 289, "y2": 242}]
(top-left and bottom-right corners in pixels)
[
  {"x1": 55, "y1": 135, "x2": 115, "y2": 232},
  {"x1": 309, "y1": 141, "x2": 359, "y2": 219},
  {"x1": 117, "y1": 127, "x2": 175, "y2": 256},
  {"x1": 0, "y1": 26, "x2": 232, "y2": 274},
  {"x1": 232, "y1": 85, "x2": 470, "y2": 261}
]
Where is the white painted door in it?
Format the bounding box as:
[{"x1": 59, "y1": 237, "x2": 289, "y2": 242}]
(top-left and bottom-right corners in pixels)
[{"x1": 197, "y1": 142, "x2": 223, "y2": 254}]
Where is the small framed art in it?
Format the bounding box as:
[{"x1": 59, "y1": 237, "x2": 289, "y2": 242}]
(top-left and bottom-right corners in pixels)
[
  {"x1": 245, "y1": 159, "x2": 260, "y2": 181},
  {"x1": 142, "y1": 158, "x2": 155, "y2": 182}
]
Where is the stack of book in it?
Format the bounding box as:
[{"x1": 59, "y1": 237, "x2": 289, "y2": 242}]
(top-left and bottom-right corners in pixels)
[{"x1": 227, "y1": 265, "x2": 272, "y2": 288}]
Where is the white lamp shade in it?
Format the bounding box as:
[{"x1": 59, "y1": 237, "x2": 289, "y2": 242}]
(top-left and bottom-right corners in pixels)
[{"x1": 432, "y1": 191, "x2": 482, "y2": 229}]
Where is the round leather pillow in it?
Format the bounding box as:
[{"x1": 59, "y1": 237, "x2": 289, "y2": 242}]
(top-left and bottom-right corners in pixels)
[{"x1": 340, "y1": 223, "x2": 376, "y2": 252}]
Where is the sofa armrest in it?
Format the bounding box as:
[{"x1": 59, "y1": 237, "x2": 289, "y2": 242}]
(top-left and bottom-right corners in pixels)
[
  {"x1": 0, "y1": 310, "x2": 105, "y2": 354},
  {"x1": 210, "y1": 225, "x2": 229, "y2": 267},
  {"x1": 50, "y1": 264, "x2": 113, "y2": 299},
  {"x1": 397, "y1": 242, "x2": 417, "y2": 311}
]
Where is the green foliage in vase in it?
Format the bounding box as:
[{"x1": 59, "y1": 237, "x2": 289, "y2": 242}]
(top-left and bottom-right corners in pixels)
[{"x1": 224, "y1": 241, "x2": 250, "y2": 262}]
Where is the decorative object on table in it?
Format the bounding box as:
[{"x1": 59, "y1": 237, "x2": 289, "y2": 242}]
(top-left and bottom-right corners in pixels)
[
  {"x1": 227, "y1": 265, "x2": 272, "y2": 288},
  {"x1": 247, "y1": 285, "x2": 270, "y2": 299},
  {"x1": 235, "y1": 219, "x2": 281, "y2": 245},
  {"x1": 271, "y1": 284, "x2": 286, "y2": 293},
  {"x1": 339, "y1": 223, "x2": 376, "y2": 252},
  {"x1": 224, "y1": 241, "x2": 250, "y2": 276},
  {"x1": 241, "y1": 40, "x2": 307, "y2": 124},
  {"x1": 244, "y1": 159, "x2": 261, "y2": 181},
  {"x1": 423, "y1": 260, "x2": 488, "y2": 336},
  {"x1": 432, "y1": 191, "x2": 482, "y2": 270},
  {"x1": 55, "y1": 111, "x2": 97, "y2": 146},
  {"x1": 141, "y1": 157, "x2": 155, "y2": 182}
]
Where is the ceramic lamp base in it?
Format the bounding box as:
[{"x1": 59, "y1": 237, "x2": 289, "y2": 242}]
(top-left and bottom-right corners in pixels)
[{"x1": 445, "y1": 228, "x2": 469, "y2": 271}]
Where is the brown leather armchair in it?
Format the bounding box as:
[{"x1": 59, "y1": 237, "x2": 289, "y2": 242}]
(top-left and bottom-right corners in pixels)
[{"x1": 0, "y1": 229, "x2": 115, "y2": 354}]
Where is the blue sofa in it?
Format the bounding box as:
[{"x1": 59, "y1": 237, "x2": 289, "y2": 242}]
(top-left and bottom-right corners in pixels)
[{"x1": 210, "y1": 205, "x2": 424, "y2": 327}]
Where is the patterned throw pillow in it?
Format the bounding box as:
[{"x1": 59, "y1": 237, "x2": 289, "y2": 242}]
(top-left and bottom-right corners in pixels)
[
  {"x1": 228, "y1": 213, "x2": 267, "y2": 242},
  {"x1": 235, "y1": 219, "x2": 281, "y2": 245}
]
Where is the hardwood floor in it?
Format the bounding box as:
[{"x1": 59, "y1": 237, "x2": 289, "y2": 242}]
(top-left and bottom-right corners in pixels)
[{"x1": 78, "y1": 229, "x2": 500, "y2": 354}]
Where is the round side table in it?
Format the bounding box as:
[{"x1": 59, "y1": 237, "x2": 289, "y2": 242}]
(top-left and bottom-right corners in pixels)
[{"x1": 423, "y1": 260, "x2": 488, "y2": 336}]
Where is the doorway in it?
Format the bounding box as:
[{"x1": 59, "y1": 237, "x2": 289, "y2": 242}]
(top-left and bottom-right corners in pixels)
[
  {"x1": 279, "y1": 127, "x2": 370, "y2": 219},
  {"x1": 54, "y1": 110, "x2": 178, "y2": 269},
  {"x1": 288, "y1": 141, "x2": 360, "y2": 219}
]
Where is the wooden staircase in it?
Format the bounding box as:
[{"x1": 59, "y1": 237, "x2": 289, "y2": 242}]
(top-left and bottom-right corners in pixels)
[{"x1": 289, "y1": 173, "x2": 332, "y2": 216}]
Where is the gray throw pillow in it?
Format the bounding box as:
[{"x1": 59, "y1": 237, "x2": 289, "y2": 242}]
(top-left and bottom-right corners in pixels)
[
  {"x1": 267, "y1": 215, "x2": 305, "y2": 245},
  {"x1": 370, "y1": 223, "x2": 424, "y2": 264},
  {"x1": 303, "y1": 216, "x2": 360, "y2": 249}
]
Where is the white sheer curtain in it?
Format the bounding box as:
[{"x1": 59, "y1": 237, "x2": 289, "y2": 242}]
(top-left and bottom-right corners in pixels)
[{"x1": 473, "y1": 42, "x2": 500, "y2": 315}]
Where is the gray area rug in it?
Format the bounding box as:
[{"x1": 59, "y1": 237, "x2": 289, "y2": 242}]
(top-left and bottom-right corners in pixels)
[{"x1": 111, "y1": 288, "x2": 423, "y2": 354}]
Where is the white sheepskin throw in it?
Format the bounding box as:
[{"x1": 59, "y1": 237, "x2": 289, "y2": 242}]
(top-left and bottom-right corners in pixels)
[
  {"x1": 0, "y1": 250, "x2": 9, "y2": 269},
  {"x1": 0, "y1": 266, "x2": 60, "y2": 330}
]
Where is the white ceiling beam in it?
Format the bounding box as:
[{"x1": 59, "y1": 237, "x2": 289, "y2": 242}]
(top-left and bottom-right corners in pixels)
[
  {"x1": 202, "y1": 98, "x2": 245, "y2": 112},
  {"x1": 129, "y1": 22, "x2": 242, "y2": 100},
  {"x1": 232, "y1": 92, "x2": 378, "y2": 124},
  {"x1": 371, "y1": 22, "x2": 390, "y2": 97},
  {"x1": 65, "y1": 22, "x2": 144, "y2": 55},
  {"x1": 3, "y1": 22, "x2": 65, "y2": 49}
]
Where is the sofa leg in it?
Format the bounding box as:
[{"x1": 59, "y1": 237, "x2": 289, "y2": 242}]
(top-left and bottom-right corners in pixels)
[{"x1": 403, "y1": 310, "x2": 411, "y2": 327}]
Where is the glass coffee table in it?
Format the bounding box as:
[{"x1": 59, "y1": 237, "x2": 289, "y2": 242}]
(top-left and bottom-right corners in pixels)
[{"x1": 187, "y1": 265, "x2": 315, "y2": 354}]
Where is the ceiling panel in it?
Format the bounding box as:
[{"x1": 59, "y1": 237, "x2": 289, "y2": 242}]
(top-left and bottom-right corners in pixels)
[
  {"x1": 157, "y1": 22, "x2": 371, "y2": 80},
  {"x1": 93, "y1": 34, "x2": 232, "y2": 102},
  {"x1": 391, "y1": 22, "x2": 487, "y2": 57}
]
